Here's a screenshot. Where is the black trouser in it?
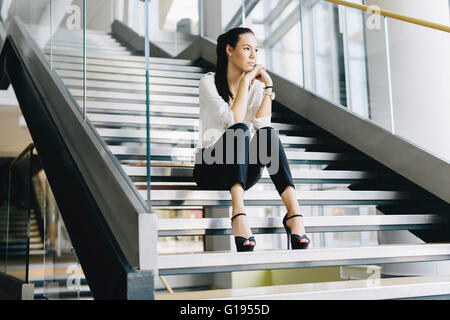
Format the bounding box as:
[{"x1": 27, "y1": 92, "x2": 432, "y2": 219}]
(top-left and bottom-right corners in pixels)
[{"x1": 193, "y1": 122, "x2": 295, "y2": 195}]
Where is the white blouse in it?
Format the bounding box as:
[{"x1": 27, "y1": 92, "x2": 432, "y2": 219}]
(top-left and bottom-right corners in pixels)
[{"x1": 194, "y1": 72, "x2": 271, "y2": 154}]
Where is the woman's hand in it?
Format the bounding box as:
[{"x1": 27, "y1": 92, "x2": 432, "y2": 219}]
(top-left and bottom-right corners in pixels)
[
  {"x1": 243, "y1": 65, "x2": 273, "y2": 88},
  {"x1": 255, "y1": 67, "x2": 273, "y2": 87},
  {"x1": 243, "y1": 64, "x2": 263, "y2": 84}
]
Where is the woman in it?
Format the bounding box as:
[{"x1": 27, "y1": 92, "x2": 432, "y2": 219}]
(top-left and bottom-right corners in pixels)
[{"x1": 193, "y1": 27, "x2": 310, "y2": 252}]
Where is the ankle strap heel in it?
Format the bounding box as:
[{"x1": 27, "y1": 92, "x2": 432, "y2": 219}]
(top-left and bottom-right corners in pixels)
[
  {"x1": 282, "y1": 212, "x2": 310, "y2": 250},
  {"x1": 231, "y1": 213, "x2": 256, "y2": 252}
]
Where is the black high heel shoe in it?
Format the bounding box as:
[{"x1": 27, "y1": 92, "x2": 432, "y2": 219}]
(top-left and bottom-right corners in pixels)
[
  {"x1": 231, "y1": 213, "x2": 256, "y2": 252},
  {"x1": 282, "y1": 212, "x2": 310, "y2": 250}
]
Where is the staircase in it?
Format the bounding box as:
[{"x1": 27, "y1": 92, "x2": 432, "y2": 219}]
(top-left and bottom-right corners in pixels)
[
  {"x1": 17, "y1": 26, "x2": 450, "y2": 299},
  {"x1": 0, "y1": 172, "x2": 92, "y2": 299},
  {"x1": 0, "y1": 207, "x2": 44, "y2": 258}
]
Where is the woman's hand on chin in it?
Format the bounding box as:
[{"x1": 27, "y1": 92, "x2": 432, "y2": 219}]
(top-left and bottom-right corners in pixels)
[
  {"x1": 257, "y1": 68, "x2": 273, "y2": 87},
  {"x1": 243, "y1": 64, "x2": 264, "y2": 86}
]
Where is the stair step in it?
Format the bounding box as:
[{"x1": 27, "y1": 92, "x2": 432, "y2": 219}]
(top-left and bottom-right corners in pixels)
[
  {"x1": 98, "y1": 128, "x2": 328, "y2": 146},
  {"x1": 110, "y1": 146, "x2": 356, "y2": 164},
  {"x1": 64, "y1": 79, "x2": 200, "y2": 94},
  {"x1": 48, "y1": 55, "x2": 205, "y2": 72},
  {"x1": 0, "y1": 218, "x2": 38, "y2": 225},
  {"x1": 145, "y1": 190, "x2": 412, "y2": 206},
  {"x1": 87, "y1": 114, "x2": 321, "y2": 132},
  {"x1": 156, "y1": 214, "x2": 447, "y2": 236},
  {"x1": 100, "y1": 128, "x2": 197, "y2": 141},
  {"x1": 0, "y1": 223, "x2": 38, "y2": 230},
  {"x1": 80, "y1": 101, "x2": 199, "y2": 115},
  {"x1": 53, "y1": 62, "x2": 204, "y2": 79},
  {"x1": 44, "y1": 48, "x2": 193, "y2": 65},
  {"x1": 155, "y1": 275, "x2": 450, "y2": 300},
  {"x1": 46, "y1": 45, "x2": 130, "y2": 55},
  {"x1": 33, "y1": 285, "x2": 92, "y2": 298},
  {"x1": 44, "y1": 26, "x2": 114, "y2": 36},
  {"x1": 46, "y1": 41, "x2": 120, "y2": 51},
  {"x1": 29, "y1": 273, "x2": 87, "y2": 284},
  {"x1": 124, "y1": 166, "x2": 376, "y2": 183},
  {"x1": 86, "y1": 106, "x2": 301, "y2": 127},
  {"x1": 71, "y1": 89, "x2": 199, "y2": 105},
  {"x1": 86, "y1": 108, "x2": 302, "y2": 128},
  {"x1": 47, "y1": 36, "x2": 121, "y2": 46},
  {"x1": 88, "y1": 114, "x2": 199, "y2": 127},
  {"x1": 1, "y1": 242, "x2": 44, "y2": 250},
  {"x1": 48, "y1": 29, "x2": 119, "y2": 40},
  {"x1": 45, "y1": 38, "x2": 128, "y2": 48},
  {"x1": 55, "y1": 69, "x2": 199, "y2": 86},
  {"x1": 44, "y1": 40, "x2": 126, "y2": 51},
  {"x1": 43, "y1": 35, "x2": 127, "y2": 47},
  {"x1": 157, "y1": 243, "x2": 450, "y2": 275},
  {"x1": 0, "y1": 226, "x2": 38, "y2": 234},
  {"x1": 5, "y1": 236, "x2": 43, "y2": 243}
]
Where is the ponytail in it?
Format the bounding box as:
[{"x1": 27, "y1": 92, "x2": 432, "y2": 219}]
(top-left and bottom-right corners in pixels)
[{"x1": 215, "y1": 27, "x2": 254, "y2": 103}]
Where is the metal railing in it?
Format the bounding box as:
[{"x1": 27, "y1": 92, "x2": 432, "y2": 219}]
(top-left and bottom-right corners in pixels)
[
  {"x1": 325, "y1": 0, "x2": 450, "y2": 33},
  {"x1": 8, "y1": 143, "x2": 34, "y2": 168},
  {"x1": 1, "y1": 143, "x2": 34, "y2": 289}
]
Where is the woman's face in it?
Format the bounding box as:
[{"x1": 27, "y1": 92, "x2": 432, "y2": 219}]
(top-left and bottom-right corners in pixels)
[{"x1": 227, "y1": 33, "x2": 258, "y2": 73}]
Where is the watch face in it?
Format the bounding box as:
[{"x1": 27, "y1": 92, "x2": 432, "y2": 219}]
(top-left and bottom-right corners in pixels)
[{"x1": 264, "y1": 91, "x2": 275, "y2": 100}]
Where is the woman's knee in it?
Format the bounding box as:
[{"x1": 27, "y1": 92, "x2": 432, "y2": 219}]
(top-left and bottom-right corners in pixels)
[
  {"x1": 228, "y1": 122, "x2": 249, "y2": 132},
  {"x1": 257, "y1": 125, "x2": 273, "y2": 130},
  {"x1": 256, "y1": 125, "x2": 275, "y2": 134},
  {"x1": 253, "y1": 125, "x2": 279, "y2": 143}
]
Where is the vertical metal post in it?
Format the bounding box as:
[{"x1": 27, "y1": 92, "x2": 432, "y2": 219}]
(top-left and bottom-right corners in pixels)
[
  {"x1": 82, "y1": 0, "x2": 86, "y2": 121},
  {"x1": 111, "y1": 0, "x2": 115, "y2": 23},
  {"x1": 145, "y1": 0, "x2": 151, "y2": 211},
  {"x1": 384, "y1": 16, "x2": 395, "y2": 134},
  {"x1": 42, "y1": 178, "x2": 47, "y2": 298},
  {"x1": 25, "y1": 147, "x2": 33, "y2": 284},
  {"x1": 263, "y1": 1, "x2": 272, "y2": 70},
  {"x1": 339, "y1": 5, "x2": 353, "y2": 110},
  {"x1": 242, "y1": 0, "x2": 245, "y2": 26},
  {"x1": 199, "y1": 0, "x2": 204, "y2": 37},
  {"x1": 299, "y1": 0, "x2": 305, "y2": 88},
  {"x1": 49, "y1": 0, "x2": 52, "y2": 69},
  {"x1": 361, "y1": 2, "x2": 372, "y2": 120},
  {"x1": 173, "y1": 31, "x2": 177, "y2": 56},
  {"x1": 5, "y1": 168, "x2": 11, "y2": 271}
]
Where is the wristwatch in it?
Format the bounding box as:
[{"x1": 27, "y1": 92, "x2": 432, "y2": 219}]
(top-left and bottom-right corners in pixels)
[{"x1": 264, "y1": 87, "x2": 275, "y2": 101}]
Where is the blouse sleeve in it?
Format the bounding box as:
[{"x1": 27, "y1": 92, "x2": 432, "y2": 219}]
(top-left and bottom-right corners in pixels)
[
  {"x1": 251, "y1": 80, "x2": 271, "y2": 130},
  {"x1": 199, "y1": 75, "x2": 235, "y2": 129}
]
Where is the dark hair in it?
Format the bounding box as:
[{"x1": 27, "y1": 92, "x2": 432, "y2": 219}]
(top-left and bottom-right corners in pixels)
[{"x1": 215, "y1": 27, "x2": 254, "y2": 103}]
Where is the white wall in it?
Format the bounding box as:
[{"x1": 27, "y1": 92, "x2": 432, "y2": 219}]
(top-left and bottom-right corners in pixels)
[
  {"x1": 202, "y1": 0, "x2": 243, "y2": 41},
  {"x1": 366, "y1": 0, "x2": 450, "y2": 162},
  {"x1": 0, "y1": 92, "x2": 32, "y2": 157},
  {"x1": 84, "y1": 0, "x2": 113, "y2": 32},
  {"x1": 203, "y1": 0, "x2": 223, "y2": 41},
  {"x1": 368, "y1": 0, "x2": 450, "y2": 277}
]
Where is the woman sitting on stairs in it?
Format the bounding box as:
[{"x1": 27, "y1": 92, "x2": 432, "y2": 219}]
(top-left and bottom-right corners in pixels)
[{"x1": 193, "y1": 27, "x2": 310, "y2": 252}]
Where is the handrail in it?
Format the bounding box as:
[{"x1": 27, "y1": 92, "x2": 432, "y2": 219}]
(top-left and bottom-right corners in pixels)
[
  {"x1": 159, "y1": 275, "x2": 174, "y2": 294},
  {"x1": 325, "y1": 0, "x2": 450, "y2": 33},
  {"x1": 9, "y1": 143, "x2": 34, "y2": 168}
]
